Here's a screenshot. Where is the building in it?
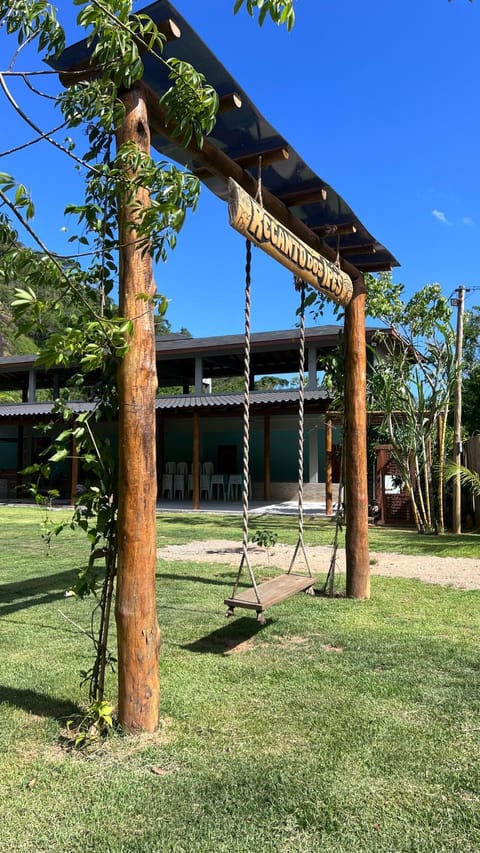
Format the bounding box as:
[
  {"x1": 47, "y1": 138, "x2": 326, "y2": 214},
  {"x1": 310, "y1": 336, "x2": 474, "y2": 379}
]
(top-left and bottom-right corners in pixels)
[{"x1": 0, "y1": 324, "x2": 392, "y2": 504}]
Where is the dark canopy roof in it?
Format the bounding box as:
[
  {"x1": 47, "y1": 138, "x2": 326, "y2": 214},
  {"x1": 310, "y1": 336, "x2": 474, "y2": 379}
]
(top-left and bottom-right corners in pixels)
[
  {"x1": 0, "y1": 326, "x2": 390, "y2": 392},
  {"x1": 52, "y1": 1, "x2": 398, "y2": 275}
]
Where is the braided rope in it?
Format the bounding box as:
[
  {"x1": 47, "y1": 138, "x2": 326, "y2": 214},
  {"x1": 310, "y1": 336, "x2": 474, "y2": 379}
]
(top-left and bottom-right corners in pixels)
[
  {"x1": 241, "y1": 239, "x2": 252, "y2": 559},
  {"x1": 228, "y1": 239, "x2": 261, "y2": 604},
  {"x1": 288, "y1": 277, "x2": 312, "y2": 576},
  {"x1": 297, "y1": 279, "x2": 306, "y2": 544}
]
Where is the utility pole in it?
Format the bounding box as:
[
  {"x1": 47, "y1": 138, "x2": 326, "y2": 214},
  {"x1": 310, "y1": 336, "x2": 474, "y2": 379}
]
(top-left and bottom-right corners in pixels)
[{"x1": 451, "y1": 285, "x2": 466, "y2": 534}]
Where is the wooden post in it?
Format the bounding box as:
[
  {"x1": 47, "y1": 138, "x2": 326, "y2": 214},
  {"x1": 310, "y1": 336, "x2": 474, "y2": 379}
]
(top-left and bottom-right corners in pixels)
[
  {"x1": 115, "y1": 82, "x2": 160, "y2": 732},
  {"x1": 264, "y1": 414, "x2": 271, "y2": 500},
  {"x1": 70, "y1": 435, "x2": 79, "y2": 504},
  {"x1": 452, "y1": 285, "x2": 465, "y2": 534},
  {"x1": 157, "y1": 412, "x2": 164, "y2": 492},
  {"x1": 325, "y1": 417, "x2": 333, "y2": 516},
  {"x1": 343, "y1": 274, "x2": 370, "y2": 599},
  {"x1": 192, "y1": 412, "x2": 200, "y2": 510}
]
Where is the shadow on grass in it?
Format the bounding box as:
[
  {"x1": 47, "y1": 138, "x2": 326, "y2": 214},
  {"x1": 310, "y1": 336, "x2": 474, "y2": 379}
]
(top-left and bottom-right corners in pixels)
[
  {"x1": 156, "y1": 570, "x2": 237, "y2": 588},
  {"x1": 0, "y1": 568, "x2": 78, "y2": 617},
  {"x1": 0, "y1": 684, "x2": 82, "y2": 720},
  {"x1": 182, "y1": 616, "x2": 267, "y2": 655}
]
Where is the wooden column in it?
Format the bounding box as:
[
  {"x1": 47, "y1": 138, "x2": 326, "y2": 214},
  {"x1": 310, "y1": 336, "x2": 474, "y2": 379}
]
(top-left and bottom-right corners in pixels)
[
  {"x1": 452, "y1": 285, "x2": 465, "y2": 534},
  {"x1": 157, "y1": 413, "x2": 165, "y2": 493},
  {"x1": 192, "y1": 412, "x2": 200, "y2": 510},
  {"x1": 325, "y1": 417, "x2": 333, "y2": 516},
  {"x1": 115, "y1": 82, "x2": 160, "y2": 732},
  {"x1": 343, "y1": 274, "x2": 370, "y2": 599},
  {"x1": 194, "y1": 357, "x2": 203, "y2": 395},
  {"x1": 28, "y1": 369, "x2": 36, "y2": 403},
  {"x1": 16, "y1": 424, "x2": 23, "y2": 472},
  {"x1": 264, "y1": 414, "x2": 271, "y2": 500},
  {"x1": 70, "y1": 435, "x2": 79, "y2": 504}
]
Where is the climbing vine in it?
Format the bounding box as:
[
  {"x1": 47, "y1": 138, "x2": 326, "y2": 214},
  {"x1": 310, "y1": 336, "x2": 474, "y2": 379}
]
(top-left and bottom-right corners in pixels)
[{"x1": 0, "y1": 0, "x2": 296, "y2": 731}]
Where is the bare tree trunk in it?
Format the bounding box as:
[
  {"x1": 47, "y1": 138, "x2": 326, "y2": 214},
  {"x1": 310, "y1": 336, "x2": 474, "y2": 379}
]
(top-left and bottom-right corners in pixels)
[
  {"x1": 115, "y1": 82, "x2": 160, "y2": 732},
  {"x1": 344, "y1": 274, "x2": 370, "y2": 599}
]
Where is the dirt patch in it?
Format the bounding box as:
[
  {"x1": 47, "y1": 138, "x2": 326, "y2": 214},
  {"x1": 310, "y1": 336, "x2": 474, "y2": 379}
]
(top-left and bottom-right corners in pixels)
[{"x1": 157, "y1": 539, "x2": 480, "y2": 590}]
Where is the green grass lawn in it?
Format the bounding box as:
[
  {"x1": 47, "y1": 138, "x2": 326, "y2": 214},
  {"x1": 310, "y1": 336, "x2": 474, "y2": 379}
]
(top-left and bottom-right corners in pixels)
[
  {"x1": 1, "y1": 505, "x2": 479, "y2": 852},
  {"x1": 157, "y1": 508, "x2": 480, "y2": 559}
]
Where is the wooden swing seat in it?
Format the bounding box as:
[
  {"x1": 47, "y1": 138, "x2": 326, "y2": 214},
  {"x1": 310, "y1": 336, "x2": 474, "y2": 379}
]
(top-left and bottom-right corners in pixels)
[{"x1": 224, "y1": 573, "x2": 317, "y2": 615}]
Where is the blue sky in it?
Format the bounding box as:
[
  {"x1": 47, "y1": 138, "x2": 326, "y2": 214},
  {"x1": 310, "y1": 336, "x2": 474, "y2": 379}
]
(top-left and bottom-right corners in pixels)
[{"x1": 1, "y1": 0, "x2": 479, "y2": 337}]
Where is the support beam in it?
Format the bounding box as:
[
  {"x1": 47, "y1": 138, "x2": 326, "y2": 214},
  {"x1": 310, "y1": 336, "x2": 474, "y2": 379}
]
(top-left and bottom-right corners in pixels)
[
  {"x1": 218, "y1": 92, "x2": 242, "y2": 113},
  {"x1": 325, "y1": 418, "x2": 333, "y2": 516},
  {"x1": 17, "y1": 424, "x2": 24, "y2": 481},
  {"x1": 52, "y1": 373, "x2": 60, "y2": 399},
  {"x1": 313, "y1": 223, "x2": 357, "y2": 238},
  {"x1": 70, "y1": 435, "x2": 79, "y2": 504},
  {"x1": 28, "y1": 369, "x2": 36, "y2": 403},
  {"x1": 115, "y1": 82, "x2": 160, "y2": 732},
  {"x1": 339, "y1": 244, "x2": 376, "y2": 256},
  {"x1": 309, "y1": 427, "x2": 318, "y2": 484},
  {"x1": 343, "y1": 274, "x2": 370, "y2": 599},
  {"x1": 264, "y1": 414, "x2": 271, "y2": 501},
  {"x1": 279, "y1": 186, "x2": 328, "y2": 206},
  {"x1": 452, "y1": 285, "x2": 466, "y2": 534},
  {"x1": 356, "y1": 262, "x2": 393, "y2": 273},
  {"x1": 234, "y1": 145, "x2": 289, "y2": 172},
  {"x1": 307, "y1": 346, "x2": 317, "y2": 390},
  {"x1": 192, "y1": 412, "x2": 200, "y2": 510},
  {"x1": 194, "y1": 357, "x2": 203, "y2": 395},
  {"x1": 157, "y1": 413, "x2": 165, "y2": 493}
]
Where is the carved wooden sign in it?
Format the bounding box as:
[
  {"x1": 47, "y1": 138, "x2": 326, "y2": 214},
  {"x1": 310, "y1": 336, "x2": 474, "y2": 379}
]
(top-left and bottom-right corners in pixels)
[{"x1": 228, "y1": 178, "x2": 353, "y2": 306}]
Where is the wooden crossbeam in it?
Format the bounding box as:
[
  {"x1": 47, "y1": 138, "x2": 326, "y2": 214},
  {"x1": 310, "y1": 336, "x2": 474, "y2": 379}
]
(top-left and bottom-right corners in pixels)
[
  {"x1": 59, "y1": 18, "x2": 181, "y2": 87},
  {"x1": 194, "y1": 145, "x2": 288, "y2": 182},
  {"x1": 234, "y1": 145, "x2": 289, "y2": 171},
  {"x1": 339, "y1": 244, "x2": 376, "y2": 256},
  {"x1": 218, "y1": 92, "x2": 243, "y2": 113},
  {"x1": 312, "y1": 223, "x2": 357, "y2": 237},
  {"x1": 356, "y1": 262, "x2": 393, "y2": 272},
  {"x1": 279, "y1": 186, "x2": 328, "y2": 206}
]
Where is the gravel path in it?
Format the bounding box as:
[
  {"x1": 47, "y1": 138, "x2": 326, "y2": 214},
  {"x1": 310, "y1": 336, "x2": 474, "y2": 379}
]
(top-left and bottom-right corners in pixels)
[{"x1": 157, "y1": 539, "x2": 480, "y2": 590}]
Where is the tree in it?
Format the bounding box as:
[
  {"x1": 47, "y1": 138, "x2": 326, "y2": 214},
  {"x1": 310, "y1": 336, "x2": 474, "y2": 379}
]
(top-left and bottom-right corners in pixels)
[
  {"x1": 461, "y1": 304, "x2": 480, "y2": 436},
  {"x1": 366, "y1": 274, "x2": 456, "y2": 534},
  {"x1": 0, "y1": 0, "x2": 296, "y2": 734}
]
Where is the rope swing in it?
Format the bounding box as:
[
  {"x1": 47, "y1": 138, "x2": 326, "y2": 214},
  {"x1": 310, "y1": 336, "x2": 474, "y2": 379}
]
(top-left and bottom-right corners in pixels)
[{"x1": 224, "y1": 233, "x2": 318, "y2": 624}]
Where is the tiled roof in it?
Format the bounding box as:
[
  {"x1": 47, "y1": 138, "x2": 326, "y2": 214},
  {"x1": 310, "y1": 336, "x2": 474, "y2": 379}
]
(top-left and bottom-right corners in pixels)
[
  {"x1": 155, "y1": 388, "x2": 328, "y2": 409},
  {"x1": 0, "y1": 401, "x2": 95, "y2": 418},
  {"x1": 0, "y1": 390, "x2": 328, "y2": 418}
]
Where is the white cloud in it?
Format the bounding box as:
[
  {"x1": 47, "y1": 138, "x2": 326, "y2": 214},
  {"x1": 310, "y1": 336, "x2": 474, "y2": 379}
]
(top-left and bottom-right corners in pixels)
[
  {"x1": 432, "y1": 209, "x2": 448, "y2": 224},
  {"x1": 462, "y1": 216, "x2": 474, "y2": 226}
]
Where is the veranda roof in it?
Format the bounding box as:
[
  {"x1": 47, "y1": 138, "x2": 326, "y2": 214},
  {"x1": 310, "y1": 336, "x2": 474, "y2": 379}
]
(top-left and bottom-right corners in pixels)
[{"x1": 52, "y1": 1, "x2": 399, "y2": 276}]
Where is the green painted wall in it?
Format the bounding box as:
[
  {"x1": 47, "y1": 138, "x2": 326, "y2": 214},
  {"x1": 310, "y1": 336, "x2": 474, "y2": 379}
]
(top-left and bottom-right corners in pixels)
[
  {"x1": 163, "y1": 422, "x2": 343, "y2": 481},
  {"x1": 0, "y1": 427, "x2": 17, "y2": 469}
]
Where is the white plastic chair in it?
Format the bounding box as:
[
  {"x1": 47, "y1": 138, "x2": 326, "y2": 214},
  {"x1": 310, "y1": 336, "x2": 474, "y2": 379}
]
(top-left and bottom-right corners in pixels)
[
  {"x1": 199, "y1": 474, "x2": 211, "y2": 500},
  {"x1": 162, "y1": 473, "x2": 173, "y2": 499},
  {"x1": 176, "y1": 461, "x2": 188, "y2": 476},
  {"x1": 164, "y1": 461, "x2": 176, "y2": 474},
  {"x1": 173, "y1": 473, "x2": 185, "y2": 500},
  {"x1": 227, "y1": 474, "x2": 242, "y2": 501},
  {"x1": 202, "y1": 461, "x2": 214, "y2": 475},
  {"x1": 210, "y1": 474, "x2": 225, "y2": 500}
]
